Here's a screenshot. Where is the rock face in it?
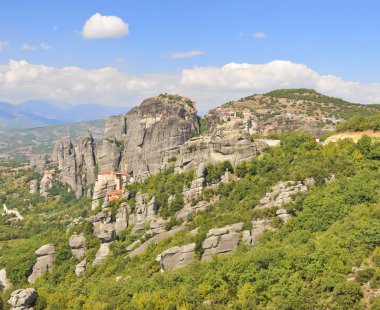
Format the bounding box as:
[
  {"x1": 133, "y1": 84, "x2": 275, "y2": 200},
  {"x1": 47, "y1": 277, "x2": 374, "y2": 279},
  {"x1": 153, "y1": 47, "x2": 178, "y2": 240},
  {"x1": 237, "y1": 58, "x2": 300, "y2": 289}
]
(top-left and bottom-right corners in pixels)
[
  {"x1": 156, "y1": 243, "x2": 196, "y2": 271},
  {"x1": 276, "y1": 208, "x2": 291, "y2": 223},
  {"x1": 256, "y1": 180, "x2": 311, "y2": 210},
  {"x1": 175, "y1": 129, "x2": 263, "y2": 172},
  {"x1": 29, "y1": 179, "x2": 39, "y2": 194},
  {"x1": 28, "y1": 244, "x2": 55, "y2": 284},
  {"x1": 30, "y1": 154, "x2": 49, "y2": 173},
  {"x1": 39, "y1": 171, "x2": 54, "y2": 197},
  {"x1": 75, "y1": 260, "x2": 87, "y2": 276},
  {"x1": 182, "y1": 164, "x2": 205, "y2": 202},
  {"x1": 242, "y1": 219, "x2": 273, "y2": 246},
  {"x1": 69, "y1": 234, "x2": 86, "y2": 260},
  {"x1": 115, "y1": 96, "x2": 199, "y2": 181},
  {"x1": 89, "y1": 211, "x2": 117, "y2": 265},
  {"x1": 52, "y1": 133, "x2": 97, "y2": 197},
  {"x1": 129, "y1": 193, "x2": 159, "y2": 234},
  {"x1": 8, "y1": 288, "x2": 38, "y2": 310},
  {"x1": 0, "y1": 268, "x2": 10, "y2": 290},
  {"x1": 201, "y1": 223, "x2": 243, "y2": 261}
]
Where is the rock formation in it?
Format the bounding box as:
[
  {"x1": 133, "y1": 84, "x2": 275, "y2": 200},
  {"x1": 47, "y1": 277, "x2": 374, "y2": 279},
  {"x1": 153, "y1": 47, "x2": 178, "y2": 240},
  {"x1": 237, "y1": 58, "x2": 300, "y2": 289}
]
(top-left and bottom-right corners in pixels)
[
  {"x1": 175, "y1": 125, "x2": 268, "y2": 172},
  {"x1": 8, "y1": 288, "x2": 38, "y2": 310},
  {"x1": 75, "y1": 259, "x2": 87, "y2": 276},
  {"x1": 242, "y1": 219, "x2": 273, "y2": 245},
  {"x1": 69, "y1": 234, "x2": 86, "y2": 260},
  {"x1": 256, "y1": 180, "x2": 312, "y2": 210},
  {"x1": 156, "y1": 243, "x2": 196, "y2": 271},
  {"x1": 201, "y1": 223, "x2": 243, "y2": 261},
  {"x1": 129, "y1": 193, "x2": 160, "y2": 235},
  {"x1": 39, "y1": 171, "x2": 54, "y2": 198},
  {"x1": 0, "y1": 268, "x2": 10, "y2": 290},
  {"x1": 29, "y1": 179, "x2": 39, "y2": 194},
  {"x1": 52, "y1": 133, "x2": 97, "y2": 197},
  {"x1": 30, "y1": 154, "x2": 49, "y2": 173},
  {"x1": 28, "y1": 244, "x2": 55, "y2": 284}
]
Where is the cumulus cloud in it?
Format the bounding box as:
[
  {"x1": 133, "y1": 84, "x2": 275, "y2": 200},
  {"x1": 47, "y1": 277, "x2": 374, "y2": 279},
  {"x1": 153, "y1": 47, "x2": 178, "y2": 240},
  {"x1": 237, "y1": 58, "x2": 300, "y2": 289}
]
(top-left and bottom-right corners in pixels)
[
  {"x1": 82, "y1": 13, "x2": 129, "y2": 39},
  {"x1": 0, "y1": 41, "x2": 8, "y2": 52},
  {"x1": 170, "y1": 50, "x2": 204, "y2": 59},
  {"x1": 253, "y1": 32, "x2": 266, "y2": 39},
  {"x1": 1, "y1": 59, "x2": 380, "y2": 113}
]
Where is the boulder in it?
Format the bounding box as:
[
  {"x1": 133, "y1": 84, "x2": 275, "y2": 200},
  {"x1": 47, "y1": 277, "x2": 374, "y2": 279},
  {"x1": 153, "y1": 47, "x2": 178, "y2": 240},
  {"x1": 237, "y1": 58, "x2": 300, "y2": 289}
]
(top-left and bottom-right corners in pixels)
[
  {"x1": 201, "y1": 223, "x2": 243, "y2": 261},
  {"x1": 28, "y1": 244, "x2": 55, "y2": 284},
  {"x1": 69, "y1": 234, "x2": 86, "y2": 260},
  {"x1": 0, "y1": 268, "x2": 10, "y2": 290},
  {"x1": 93, "y1": 242, "x2": 112, "y2": 265},
  {"x1": 156, "y1": 243, "x2": 196, "y2": 271},
  {"x1": 242, "y1": 218, "x2": 273, "y2": 245},
  {"x1": 8, "y1": 288, "x2": 38, "y2": 310},
  {"x1": 75, "y1": 260, "x2": 87, "y2": 276},
  {"x1": 276, "y1": 208, "x2": 291, "y2": 222}
]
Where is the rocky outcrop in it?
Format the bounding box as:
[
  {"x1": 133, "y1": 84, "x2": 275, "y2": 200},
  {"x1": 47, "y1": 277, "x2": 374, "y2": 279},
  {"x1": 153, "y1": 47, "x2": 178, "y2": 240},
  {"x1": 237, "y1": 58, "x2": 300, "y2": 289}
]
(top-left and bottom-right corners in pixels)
[
  {"x1": 129, "y1": 225, "x2": 186, "y2": 258},
  {"x1": 201, "y1": 223, "x2": 243, "y2": 261},
  {"x1": 69, "y1": 234, "x2": 86, "y2": 260},
  {"x1": 28, "y1": 244, "x2": 55, "y2": 284},
  {"x1": 129, "y1": 193, "x2": 159, "y2": 234},
  {"x1": 8, "y1": 288, "x2": 38, "y2": 310},
  {"x1": 176, "y1": 197, "x2": 219, "y2": 221},
  {"x1": 256, "y1": 180, "x2": 312, "y2": 210},
  {"x1": 175, "y1": 129, "x2": 263, "y2": 172},
  {"x1": 30, "y1": 154, "x2": 49, "y2": 173},
  {"x1": 29, "y1": 179, "x2": 39, "y2": 194},
  {"x1": 242, "y1": 218, "x2": 273, "y2": 245},
  {"x1": 52, "y1": 133, "x2": 97, "y2": 197},
  {"x1": 75, "y1": 260, "x2": 87, "y2": 276},
  {"x1": 156, "y1": 243, "x2": 195, "y2": 271},
  {"x1": 39, "y1": 171, "x2": 54, "y2": 198},
  {"x1": 182, "y1": 164, "x2": 205, "y2": 202},
  {"x1": 114, "y1": 203, "x2": 129, "y2": 234},
  {"x1": 276, "y1": 208, "x2": 291, "y2": 223},
  {"x1": 0, "y1": 268, "x2": 10, "y2": 290},
  {"x1": 89, "y1": 211, "x2": 116, "y2": 265}
]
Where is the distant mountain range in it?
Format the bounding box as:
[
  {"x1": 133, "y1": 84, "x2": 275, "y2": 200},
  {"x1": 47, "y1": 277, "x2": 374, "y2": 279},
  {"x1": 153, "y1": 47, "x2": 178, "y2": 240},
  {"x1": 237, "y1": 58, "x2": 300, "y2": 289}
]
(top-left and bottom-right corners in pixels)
[{"x1": 0, "y1": 100, "x2": 127, "y2": 129}]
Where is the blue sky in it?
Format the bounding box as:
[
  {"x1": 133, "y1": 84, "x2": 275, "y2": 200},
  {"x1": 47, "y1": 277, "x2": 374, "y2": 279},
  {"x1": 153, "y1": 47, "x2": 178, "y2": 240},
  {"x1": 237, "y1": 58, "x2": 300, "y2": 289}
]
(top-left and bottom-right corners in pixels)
[{"x1": 1, "y1": 0, "x2": 380, "y2": 111}]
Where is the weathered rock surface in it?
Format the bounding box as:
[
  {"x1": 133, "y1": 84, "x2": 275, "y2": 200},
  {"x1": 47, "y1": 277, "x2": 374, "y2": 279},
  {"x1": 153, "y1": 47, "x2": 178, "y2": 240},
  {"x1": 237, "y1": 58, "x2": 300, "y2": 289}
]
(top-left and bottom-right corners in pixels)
[
  {"x1": 130, "y1": 193, "x2": 159, "y2": 234},
  {"x1": 176, "y1": 197, "x2": 219, "y2": 221},
  {"x1": 75, "y1": 260, "x2": 87, "y2": 276},
  {"x1": 276, "y1": 208, "x2": 291, "y2": 223},
  {"x1": 39, "y1": 171, "x2": 54, "y2": 197},
  {"x1": 129, "y1": 225, "x2": 186, "y2": 258},
  {"x1": 8, "y1": 288, "x2": 38, "y2": 310},
  {"x1": 29, "y1": 179, "x2": 39, "y2": 194},
  {"x1": 0, "y1": 268, "x2": 10, "y2": 290},
  {"x1": 30, "y1": 154, "x2": 49, "y2": 173},
  {"x1": 182, "y1": 164, "x2": 205, "y2": 202},
  {"x1": 256, "y1": 180, "x2": 310, "y2": 210},
  {"x1": 28, "y1": 244, "x2": 55, "y2": 284},
  {"x1": 69, "y1": 234, "x2": 86, "y2": 260},
  {"x1": 242, "y1": 219, "x2": 273, "y2": 245},
  {"x1": 201, "y1": 223, "x2": 243, "y2": 261},
  {"x1": 52, "y1": 133, "x2": 97, "y2": 197},
  {"x1": 114, "y1": 203, "x2": 129, "y2": 235},
  {"x1": 156, "y1": 243, "x2": 196, "y2": 271},
  {"x1": 93, "y1": 243, "x2": 112, "y2": 265},
  {"x1": 175, "y1": 130, "x2": 263, "y2": 172}
]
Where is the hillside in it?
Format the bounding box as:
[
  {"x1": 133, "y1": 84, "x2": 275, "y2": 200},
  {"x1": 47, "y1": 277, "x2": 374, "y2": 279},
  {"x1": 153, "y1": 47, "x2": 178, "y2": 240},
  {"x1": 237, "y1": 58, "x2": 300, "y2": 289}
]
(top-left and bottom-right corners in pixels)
[
  {"x1": 1, "y1": 92, "x2": 380, "y2": 309},
  {"x1": 204, "y1": 89, "x2": 380, "y2": 138}
]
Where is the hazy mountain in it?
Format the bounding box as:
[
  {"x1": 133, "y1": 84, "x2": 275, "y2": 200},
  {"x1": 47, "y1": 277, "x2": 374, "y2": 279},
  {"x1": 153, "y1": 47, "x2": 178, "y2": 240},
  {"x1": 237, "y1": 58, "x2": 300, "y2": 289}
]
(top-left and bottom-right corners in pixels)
[{"x1": 0, "y1": 100, "x2": 127, "y2": 129}]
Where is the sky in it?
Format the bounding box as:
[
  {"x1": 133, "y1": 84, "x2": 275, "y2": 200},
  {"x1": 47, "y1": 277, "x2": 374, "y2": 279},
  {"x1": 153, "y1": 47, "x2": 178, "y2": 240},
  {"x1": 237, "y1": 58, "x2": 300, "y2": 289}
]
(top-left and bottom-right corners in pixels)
[{"x1": 1, "y1": 0, "x2": 380, "y2": 113}]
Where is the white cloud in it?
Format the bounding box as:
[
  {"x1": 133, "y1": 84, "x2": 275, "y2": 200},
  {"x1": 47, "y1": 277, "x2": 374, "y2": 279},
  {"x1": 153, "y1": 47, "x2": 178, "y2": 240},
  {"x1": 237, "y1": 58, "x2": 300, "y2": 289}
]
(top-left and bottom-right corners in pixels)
[
  {"x1": 170, "y1": 50, "x2": 205, "y2": 59},
  {"x1": 1, "y1": 59, "x2": 380, "y2": 113},
  {"x1": 253, "y1": 32, "x2": 266, "y2": 39},
  {"x1": 0, "y1": 41, "x2": 8, "y2": 52},
  {"x1": 82, "y1": 13, "x2": 129, "y2": 39},
  {"x1": 40, "y1": 43, "x2": 51, "y2": 49},
  {"x1": 21, "y1": 43, "x2": 37, "y2": 51}
]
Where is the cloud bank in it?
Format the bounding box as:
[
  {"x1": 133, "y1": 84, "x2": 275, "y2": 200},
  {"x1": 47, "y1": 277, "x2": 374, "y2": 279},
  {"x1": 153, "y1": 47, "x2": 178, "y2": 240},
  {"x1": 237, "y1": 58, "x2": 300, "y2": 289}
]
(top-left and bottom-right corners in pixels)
[
  {"x1": 1, "y1": 59, "x2": 380, "y2": 113},
  {"x1": 82, "y1": 13, "x2": 129, "y2": 39},
  {"x1": 170, "y1": 50, "x2": 204, "y2": 59}
]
